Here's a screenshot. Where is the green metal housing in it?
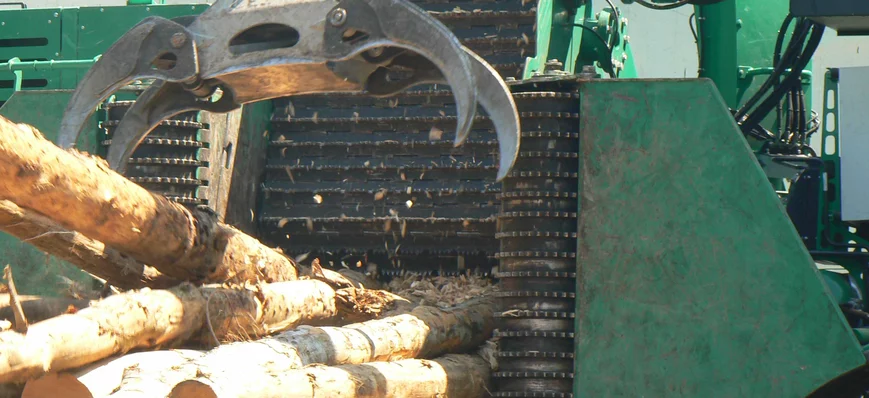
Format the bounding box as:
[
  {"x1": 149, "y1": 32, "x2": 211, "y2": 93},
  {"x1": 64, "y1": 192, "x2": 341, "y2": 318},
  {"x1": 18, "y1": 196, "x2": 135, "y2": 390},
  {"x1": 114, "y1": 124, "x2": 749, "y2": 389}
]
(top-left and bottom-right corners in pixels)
[
  {"x1": 0, "y1": 0, "x2": 867, "y2": 395},
  {"x1": 575, "y1": 78, "x2": 865, "y2": 397},
  {"x1": 0, "y1": 4, "x2": 209, "y2": 106}
]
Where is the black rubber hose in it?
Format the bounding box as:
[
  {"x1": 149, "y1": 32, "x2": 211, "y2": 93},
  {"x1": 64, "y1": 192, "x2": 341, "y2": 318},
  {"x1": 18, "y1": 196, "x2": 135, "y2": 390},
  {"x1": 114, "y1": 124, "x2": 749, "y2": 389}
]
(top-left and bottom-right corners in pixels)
[
  {"x1": 735, "y1": 17, "x2": 810, "y2": 121},
  {"x1": 742, "y1": 23, "x2": 824, "y2": 130}
]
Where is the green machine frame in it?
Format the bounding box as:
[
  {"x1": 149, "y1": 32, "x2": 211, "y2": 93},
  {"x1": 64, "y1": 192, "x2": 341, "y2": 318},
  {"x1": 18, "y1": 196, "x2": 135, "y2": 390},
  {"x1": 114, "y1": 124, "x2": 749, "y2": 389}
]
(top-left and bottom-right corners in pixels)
[
  {"x1": 0, "y1": 3, "x2": 213, "y2": 295},
  {"x1": 492, "y1": 0, "x2": 869, "y2": 395},
  {"x1": 1, "y1": 0, "x2": 869, "y2": 396}
]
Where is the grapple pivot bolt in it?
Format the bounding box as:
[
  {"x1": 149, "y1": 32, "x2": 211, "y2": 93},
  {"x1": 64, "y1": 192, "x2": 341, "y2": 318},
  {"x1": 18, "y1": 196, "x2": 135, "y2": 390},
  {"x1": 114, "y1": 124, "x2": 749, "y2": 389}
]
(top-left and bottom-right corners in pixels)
[
  {"x1": 329, "y1": 8, "x2": 347, "y2": 27},
  {"x1": 170, "y1": 32, "x2": 187, "y2": 48}
]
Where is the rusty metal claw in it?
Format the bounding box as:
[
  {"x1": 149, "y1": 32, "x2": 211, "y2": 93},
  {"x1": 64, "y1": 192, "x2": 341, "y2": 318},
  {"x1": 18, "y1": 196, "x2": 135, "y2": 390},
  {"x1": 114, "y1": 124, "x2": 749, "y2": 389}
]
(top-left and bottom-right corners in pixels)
[
  {"x1": 463, "y1": 50, "x2": 520, "y2": 182},
  {"x1": 106, "y1": 81, "x2": 239, "y2": 174},
  {"x1": 57, "y1": 16, "x2": 199, "y2": 149},
  {"x1": 66, "y1": 0, "x2": 520, "y2": 181},
  {"x1": 361, "y1": 47, "x2": 520, "y2": 181}
]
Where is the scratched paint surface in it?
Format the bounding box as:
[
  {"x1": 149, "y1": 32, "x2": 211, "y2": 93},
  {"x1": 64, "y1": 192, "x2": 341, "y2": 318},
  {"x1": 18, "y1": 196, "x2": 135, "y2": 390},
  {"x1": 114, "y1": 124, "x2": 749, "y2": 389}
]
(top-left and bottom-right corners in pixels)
[{"x1": 574, "y1": 79, "x2": 864, "y2": 397}]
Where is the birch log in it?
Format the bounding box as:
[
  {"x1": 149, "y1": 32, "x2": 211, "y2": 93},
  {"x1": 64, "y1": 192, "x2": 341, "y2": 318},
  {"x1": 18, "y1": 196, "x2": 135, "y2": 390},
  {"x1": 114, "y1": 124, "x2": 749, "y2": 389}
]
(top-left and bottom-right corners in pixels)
[
  {"x1": 171, "y1": 354, "x2": 492, "y2": 398},
  {"x1": 0, "y1": 280, "x2": 403, "y2": 384},
  {"x1": 103, "y1": 297, "x2": 496, "y2": 397},
  {"x1": 20, "y1": 350, "x2": 205, "y2": 398},
  {"x1": 0, "y1": 200, "x2": 178, "y2": 289},
  {"x1": 0, "y1": 117, "x2": 296, "y2": 284}
]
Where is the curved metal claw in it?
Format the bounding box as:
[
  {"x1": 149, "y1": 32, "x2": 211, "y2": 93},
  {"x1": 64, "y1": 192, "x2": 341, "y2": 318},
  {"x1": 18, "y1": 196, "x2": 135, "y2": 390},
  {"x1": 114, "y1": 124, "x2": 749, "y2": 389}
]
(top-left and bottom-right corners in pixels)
[
  {"x1": 57, "y1": 16, "x2": 199, "y2": 149},
  {"x1": 106, "y1": 80, "x2": 239, "y2": 174},
  {"x1": 365, "y1": 47, "x2": 520, "y2": 181},
  {"x1": 326, "y1": 0, "x2": 477, "y2": 150},
  {"x1": 462, "y1": 50, "x2": 519, "y2": 182}
]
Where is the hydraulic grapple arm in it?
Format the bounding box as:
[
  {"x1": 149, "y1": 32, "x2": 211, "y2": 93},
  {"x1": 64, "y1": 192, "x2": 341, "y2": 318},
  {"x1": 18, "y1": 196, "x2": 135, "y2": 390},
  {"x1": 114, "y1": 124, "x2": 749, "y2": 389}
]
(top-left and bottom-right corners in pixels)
[{"x1": 56, "y1": 0, "x2": 521, "y2": 181}]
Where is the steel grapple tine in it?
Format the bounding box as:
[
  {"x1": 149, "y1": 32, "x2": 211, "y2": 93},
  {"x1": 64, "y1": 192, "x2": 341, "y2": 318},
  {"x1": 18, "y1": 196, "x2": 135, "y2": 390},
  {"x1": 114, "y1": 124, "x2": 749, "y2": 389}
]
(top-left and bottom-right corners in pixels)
[
  {"x1": 363, "y1": 48, "x2": 520, "y2": 180},
  {"x1": 462, "y1": 48, "x2": 520, "y2": 182},
  {"x1": 107, "y1": 81, "x2": 238, "y2": 173},
  {"x1": 345, "y1": 0, "x2": 478, "y2": 146},
  {"x1": 57, "y1": 16, "x2": 199, "y2": 149}
]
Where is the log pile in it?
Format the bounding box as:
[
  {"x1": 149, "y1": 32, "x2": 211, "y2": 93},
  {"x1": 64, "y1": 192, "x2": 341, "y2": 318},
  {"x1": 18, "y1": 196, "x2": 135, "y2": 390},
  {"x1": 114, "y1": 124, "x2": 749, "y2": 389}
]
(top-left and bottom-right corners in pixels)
[{"x1": 0, "y1": 116, "x2": 502, "y2": 397}]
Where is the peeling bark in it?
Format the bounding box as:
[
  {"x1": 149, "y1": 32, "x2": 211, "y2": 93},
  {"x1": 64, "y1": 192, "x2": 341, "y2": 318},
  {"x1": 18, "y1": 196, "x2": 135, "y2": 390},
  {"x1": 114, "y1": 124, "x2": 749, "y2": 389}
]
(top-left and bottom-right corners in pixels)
[
  {"x1": 170, "y1": 354, "x2": 492, "y2": 398},
  {"x1": 0, "y1": 200, "x2": 177, "y2": 290},
  {"x1": 0, "y1": 118, "x2": 296, "y2": 284},
  {"x1": 0, "y1": 283, "x2": 206, "y2": 384},
  {"x1": 105, "y1": 297, "x2": 495, "y2": 396},
  {"x1": 21, "y1": 350, "x2": 205, "y2": 398},
  {"x1": 337, "y1": 269, "x2": 383, "y2": 290},
  {"x1": 0, "y1": 278, "x2": 408, "y2": 384}
]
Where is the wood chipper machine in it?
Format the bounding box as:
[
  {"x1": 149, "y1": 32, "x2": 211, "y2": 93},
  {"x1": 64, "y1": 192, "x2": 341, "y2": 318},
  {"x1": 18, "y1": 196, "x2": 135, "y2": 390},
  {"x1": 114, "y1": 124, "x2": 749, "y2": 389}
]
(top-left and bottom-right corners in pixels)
[{"x1": 2, "y1": 0, "x2": 869, "y2": 396}]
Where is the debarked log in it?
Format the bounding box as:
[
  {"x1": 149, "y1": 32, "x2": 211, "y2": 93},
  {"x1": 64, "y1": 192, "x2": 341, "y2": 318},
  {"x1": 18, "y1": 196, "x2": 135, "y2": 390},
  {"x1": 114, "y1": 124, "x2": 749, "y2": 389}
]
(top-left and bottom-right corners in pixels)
[
  {"x1": 0, "y1": 117, "x2": 296, "y2": 284},
  {"x1": 0, "y1": 279, "x2": 406, "y2": 384},
  {"x1": 105, "y1": 297, "x2": 497, "y2": 397},
  {"x1": 171, "y1": 354, "x2": 492, "y2": 398}
]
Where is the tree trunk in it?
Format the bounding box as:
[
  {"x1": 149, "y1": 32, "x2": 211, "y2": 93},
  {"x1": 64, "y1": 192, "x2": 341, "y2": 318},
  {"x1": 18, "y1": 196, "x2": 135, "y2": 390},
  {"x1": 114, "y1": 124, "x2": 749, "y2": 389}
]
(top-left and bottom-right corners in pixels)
[
  {"x1": 170, "y1": 354, "x2": 492, "y2": 398},
  {"x1": 21, "y1": 350, "x2": 205, "y2": 398},
  {"x1": 0, "y1": 117, "x2": 296, "y2": 284},
  {"x1": 0, "y1": 200, "x2": 178, "y2": 290},
  {"x1": 0, "y1": 283, "x2": 205, "y2": 384},
  {"x1": 103, "y1": 297, "x2": 496, "y2": 396},
  {"x1": 0, "y1": 279, "x2": 401, "y2": 384}
]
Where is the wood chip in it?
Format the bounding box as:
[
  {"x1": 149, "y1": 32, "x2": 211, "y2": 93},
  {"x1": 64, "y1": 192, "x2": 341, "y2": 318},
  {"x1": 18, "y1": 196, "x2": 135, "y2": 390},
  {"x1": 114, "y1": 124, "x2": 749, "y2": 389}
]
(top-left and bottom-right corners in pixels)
[{"x1": 386, "y1": 273, "x2": 496, "y2": 308}]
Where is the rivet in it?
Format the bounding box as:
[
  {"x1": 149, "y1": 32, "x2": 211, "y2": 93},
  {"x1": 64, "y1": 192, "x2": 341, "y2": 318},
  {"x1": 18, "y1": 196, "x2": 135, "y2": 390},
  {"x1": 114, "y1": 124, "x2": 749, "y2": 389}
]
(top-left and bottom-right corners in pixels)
[{"x1": 329, "y1": 8, "x2": 347, "y2": 27}]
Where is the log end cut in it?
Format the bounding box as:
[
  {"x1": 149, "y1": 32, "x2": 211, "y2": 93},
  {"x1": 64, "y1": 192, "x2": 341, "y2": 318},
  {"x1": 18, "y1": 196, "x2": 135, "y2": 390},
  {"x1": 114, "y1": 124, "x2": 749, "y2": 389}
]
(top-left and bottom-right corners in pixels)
[
  {"x1": 169, "y1": 380, "x2": 216, "y2": 398},
  {"x1": 21, "y1": 373, "x2": 93, "y2": 398}
]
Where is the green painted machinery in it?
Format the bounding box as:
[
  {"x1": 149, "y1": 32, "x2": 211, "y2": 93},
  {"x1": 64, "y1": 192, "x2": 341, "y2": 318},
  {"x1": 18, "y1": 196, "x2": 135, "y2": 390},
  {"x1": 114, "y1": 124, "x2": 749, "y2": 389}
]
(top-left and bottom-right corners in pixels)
[{"x1": 2, "y1": 0, "x2": 869, "y2": 397}]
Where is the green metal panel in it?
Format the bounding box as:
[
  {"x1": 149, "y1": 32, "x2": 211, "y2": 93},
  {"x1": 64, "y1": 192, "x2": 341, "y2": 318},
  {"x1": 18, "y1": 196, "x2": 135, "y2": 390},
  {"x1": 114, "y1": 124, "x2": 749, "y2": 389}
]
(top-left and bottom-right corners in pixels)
[
  {"x1": 523, "y1": 1, "x2": 635, "y2": 78},
  {"x1": 0, "y1": 4, "x2": 210, "y2": 102},
  {"x1": 574, "y1": 78, "x2": 865, "y2": 397},
  {"x1": 0, "y1": 89, "x2": 100, "y2": 151},
  {"x1": 524, "y1": 0, "x2": 588, "y2": 77},
  {"x1": 0, "y1": 8, "x2": 63, "y2": 102},
  {"x1": 70, "y1": 4, "x2": 209, "y2": 88},
  {"x1": 73, "y1": 5, "x2": 208, "y2": 58},
  {"x1": 0, "y1": 90, "x2": 102, "y2": 296},
  {"x1": 695, "y1": 2, "x2": 738, "y2": 108},
  {"x1": 732, "y1": 0, "x2": 812, "y2": 132}
]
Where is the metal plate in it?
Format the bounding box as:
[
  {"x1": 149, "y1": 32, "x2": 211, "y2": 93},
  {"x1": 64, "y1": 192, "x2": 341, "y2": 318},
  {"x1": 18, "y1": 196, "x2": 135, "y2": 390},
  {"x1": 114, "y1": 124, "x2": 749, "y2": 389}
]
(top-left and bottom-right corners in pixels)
[{"x1": 836, "y1": 66, "x2": 869, "y2": 221}]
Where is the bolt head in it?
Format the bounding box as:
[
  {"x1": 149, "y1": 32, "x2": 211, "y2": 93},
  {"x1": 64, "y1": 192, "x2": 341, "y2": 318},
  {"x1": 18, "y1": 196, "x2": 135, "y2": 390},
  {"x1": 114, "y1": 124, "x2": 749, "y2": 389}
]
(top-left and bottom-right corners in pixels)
[
  {"x1": 170, "y1": 32, "x2": 187, "y2": 48},
  {"x1": 329, "y1": 8, "x2": 348, "y2": 27}
]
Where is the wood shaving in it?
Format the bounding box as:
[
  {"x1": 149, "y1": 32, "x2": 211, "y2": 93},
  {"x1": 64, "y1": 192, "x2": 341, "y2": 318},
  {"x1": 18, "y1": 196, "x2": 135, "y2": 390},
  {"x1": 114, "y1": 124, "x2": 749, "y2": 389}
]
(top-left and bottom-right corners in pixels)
[
  {"x1": 477, "y1": 338, "x2": 499, "y2": 370},
  {"x1": 386, "y1": 273, "x2": 497, "y2": 308}
]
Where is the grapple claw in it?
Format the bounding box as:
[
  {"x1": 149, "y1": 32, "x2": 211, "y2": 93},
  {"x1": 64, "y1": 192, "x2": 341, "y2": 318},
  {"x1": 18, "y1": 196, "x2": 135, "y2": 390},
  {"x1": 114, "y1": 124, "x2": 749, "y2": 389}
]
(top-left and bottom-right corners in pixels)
[
  {"x1": 323, "y1": 0, "x2": 478, "y2": 146},
  {"x1": 63, "y1": 0, "x2": 521, "y2": 181},
  {"x1": 462, "y1": 49, "x2": 520, "y2": 182},
  {"x1": 361, "y1": 47, "x2": 520, "y2": 180},
  {"x1": 57, "y1": 16, "x2": 199, "y2": 149},
  {"x1": 107, "y1": 81, "x2": 238, "y2": 173}
]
